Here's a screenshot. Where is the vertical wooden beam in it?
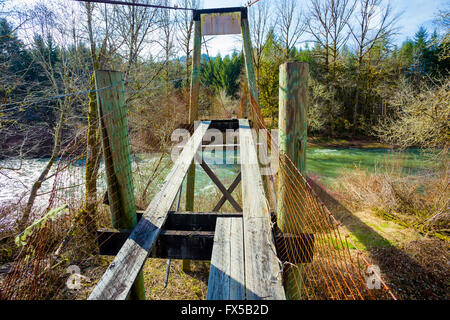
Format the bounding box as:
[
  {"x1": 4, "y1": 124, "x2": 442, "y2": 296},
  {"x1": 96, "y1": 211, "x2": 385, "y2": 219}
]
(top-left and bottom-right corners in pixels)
[
  {"x1": 95, "y1": 71, "x2": 136, "y2": 229},
  {"x1": 241, "y1": 10, "x2": 278, "y2": 218},
  {"x1": 188, "y1": 17, "x2": 202, "y2": 124},
  {"x1": 277, "y1": 62, "x2": 309, "y2": 299},
  {"x1": 95, "y1": 70, "x2": 146, "y2": 300},
  {"x1": 278, "y1": 62, "x2": 308, "y2": 175},
  {"x1": 184, "y1": 14, "x2": 202, "y2": 272},
  {"x1": 238, "y1": 77, "x2": 249, "y2": 119},
  {"x1": 240, "y1": 12, "x2": 259, "y2": 118}
]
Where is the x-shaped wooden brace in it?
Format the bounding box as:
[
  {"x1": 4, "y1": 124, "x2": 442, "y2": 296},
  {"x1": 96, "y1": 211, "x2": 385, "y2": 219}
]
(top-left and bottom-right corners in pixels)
[
  {"x1": 213, "y1": 172, "x2": 241, "y2": 211},
  {"x1": 195, "y1": 154, "x2": 242, "y2": 212}
]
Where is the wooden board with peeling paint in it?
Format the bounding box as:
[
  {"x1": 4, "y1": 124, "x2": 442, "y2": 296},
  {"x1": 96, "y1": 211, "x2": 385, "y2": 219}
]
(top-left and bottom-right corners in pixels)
[{"x1": 201, "y1": 12, "x2": 241, "y2": 36}]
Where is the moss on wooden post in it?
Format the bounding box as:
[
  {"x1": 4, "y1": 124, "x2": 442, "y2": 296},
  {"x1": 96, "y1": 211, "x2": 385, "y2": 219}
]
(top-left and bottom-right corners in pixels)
[
  {"x1": 188, "y1": 19, "x2": 202, "y2": 124},
  {"x1": 277, "y1": 62, "x2": 309, "y2": 299},
  {"x1": 94, "y1": 70, "x2": 146, "y2": 300},
  {"x1": 278, "y1": 62, "x2": 308, "y2": 175},
  {"x1": 240, "y1": 16, "x2": 259, "y2": 117}
]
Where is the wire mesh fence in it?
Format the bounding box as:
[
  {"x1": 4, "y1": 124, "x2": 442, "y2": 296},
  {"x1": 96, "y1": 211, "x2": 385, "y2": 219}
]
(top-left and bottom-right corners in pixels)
[
  {"x1": 249, "y1": 96, "x2": 396, "y2": 300},
  {"x1": 0, "y1": 74, "x2": 177, "y2": 300},
  {"x1": 0, "y1": 68, "x2": 397, "y2": 300}
]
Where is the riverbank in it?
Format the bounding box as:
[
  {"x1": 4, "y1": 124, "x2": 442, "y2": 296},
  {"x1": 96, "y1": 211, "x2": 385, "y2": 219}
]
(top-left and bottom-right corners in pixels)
[{"x1": 308, "y1": 136, "x2": 393, "y2": 149}]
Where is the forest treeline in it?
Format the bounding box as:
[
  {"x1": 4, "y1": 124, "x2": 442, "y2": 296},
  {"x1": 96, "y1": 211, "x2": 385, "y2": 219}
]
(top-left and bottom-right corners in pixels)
[{"x1": 0, "y1": 0, "x2": 449, "y2": 159}]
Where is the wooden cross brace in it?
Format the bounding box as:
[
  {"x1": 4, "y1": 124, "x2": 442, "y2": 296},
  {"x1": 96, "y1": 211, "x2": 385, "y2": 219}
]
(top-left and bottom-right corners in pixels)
[
  {"x1": 194, "y1": 153, "x2": 242, "y2": 212},
  {"x1": 213, "y1": 172, "x2": 241, "y2": 211}
]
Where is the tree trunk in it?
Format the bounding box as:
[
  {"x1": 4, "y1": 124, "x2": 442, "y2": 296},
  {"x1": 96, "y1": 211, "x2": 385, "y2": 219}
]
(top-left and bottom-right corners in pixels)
[
  {"x1": 83, "y1": 2, "x2": 108, "y2": 236},
  {"x1": 353, "y1": 59, "x2": 362, "y2": 135},
  {"x1": 20, "y1": 107, "x2": 65, "y2": 230},
  {"x1": 353, "y1": 83, "x2": 359, "y2": 135},
  {"x1": 83, "y1": 73, "x2": 101, "y2": 236}
]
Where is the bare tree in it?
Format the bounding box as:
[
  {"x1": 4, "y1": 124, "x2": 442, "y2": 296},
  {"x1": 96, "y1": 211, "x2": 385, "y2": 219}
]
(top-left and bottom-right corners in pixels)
[
  {"x1": 19, "y1": 2, "x2": 88, "y2": 228},
  {"x1": 307, "y1": 0, "x2": 356, "y2": 136},
  {"x1": 349, "y1": 0, "x2": 400, "y2": 130},
  {"x1": 82, "y1": 1, "x2": 113, "y2": 235},
  {"x1": 275, "y1": 0, "x2": 306, "y2": 61},
  {"x1": 249, "y1": 0, "x2": 273, "y2": 86},
  {"x1": 434, "y1": 6, "x2": 450, "y2": 61},
  {"x1": 308, "y1": 0, "x2": 356, "y2": 75},
  {"x1": 155, "y1": 1, "x2": 176, "y2": 116},
  {"x1": 113, "y1": 0, "x2": 159, "y2": 80},
  {"x1": 158, "y1": 2, "x2": 176, "y2": 68}
]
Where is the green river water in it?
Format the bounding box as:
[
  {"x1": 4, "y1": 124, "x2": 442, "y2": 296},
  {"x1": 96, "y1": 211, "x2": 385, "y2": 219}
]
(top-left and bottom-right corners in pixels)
[
  {"x1": 0, "y1": 147, "x2": 439, "y2": 231},
  {"x1": 305, "y1": 147, "x2": 436, "y2": 184},
  {"x1": 0, "y1": 147, "x2": 437, "y2": 204},
  {"x1": 190, "y1": 147, "x2": 436, "y2": 193}
]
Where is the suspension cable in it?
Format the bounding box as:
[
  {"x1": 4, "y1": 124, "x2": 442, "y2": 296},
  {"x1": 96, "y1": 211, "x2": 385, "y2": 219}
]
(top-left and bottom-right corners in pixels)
[
  {"x1": 246, "y1": 0, "x2": 262, "y2": 7},
  {"x1": 73, "y1": 0, "x2": 195, "y2": 11}
]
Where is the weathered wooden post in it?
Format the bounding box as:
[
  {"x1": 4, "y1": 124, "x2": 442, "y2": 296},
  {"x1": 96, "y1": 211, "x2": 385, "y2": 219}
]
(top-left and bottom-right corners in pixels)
[
  {"x1": 238, "y1": 77, "x2": 249, "y2": 119},
  {"x1": 95, "y1": 70, "x2": 146, "y2": 300},
  {"x1": 240, "y1": 9, "x2": 259, "y2": 119},
  {"x1": 188, "y1": 13, "x2": 201, "y2": 124},
  {"x1": 183, "y1": 11, "x2": 202, "y2": 272},
  {"x1": 241, "y1": 8, "x2": 277, "y2": 212},
  {"x1": 278, "y1": 62, "x2": 308, "y2": 175},
  {"x1": 277, "y1": 62, "x2": 309, "y2": 299}
]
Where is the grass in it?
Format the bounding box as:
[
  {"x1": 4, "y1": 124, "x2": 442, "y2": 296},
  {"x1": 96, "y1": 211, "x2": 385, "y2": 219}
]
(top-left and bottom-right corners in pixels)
[
  {"x1": 342, "y1": 209, "x2": 422, "y2": 250},
  {"x1": 331, "y1": 158, "x2": 449, "y2": 240},
  {"x1": 310, "y1": 155, "x2": 449, "y2": 299},
  {"x1": 58, "y1": 257, "x2": 211, "y2": 300},
  {"x1": 307, "y1": 136, "x2": 393, "y2": 149},
  {"x1": 143, "y1": 259, "x2": 209, "y2": 300}
]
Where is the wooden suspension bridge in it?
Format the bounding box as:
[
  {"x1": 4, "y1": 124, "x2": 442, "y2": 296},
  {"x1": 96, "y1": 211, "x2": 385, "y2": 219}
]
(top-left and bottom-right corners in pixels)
[{"x1": 88, "y1": 6, "x2": 311, "y2": 300}]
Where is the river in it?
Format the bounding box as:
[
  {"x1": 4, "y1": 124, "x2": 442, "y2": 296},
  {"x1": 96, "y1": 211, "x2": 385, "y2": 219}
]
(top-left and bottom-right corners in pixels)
[{"x1": 0, "y1": 147, "x2": 437, "y2": 208}]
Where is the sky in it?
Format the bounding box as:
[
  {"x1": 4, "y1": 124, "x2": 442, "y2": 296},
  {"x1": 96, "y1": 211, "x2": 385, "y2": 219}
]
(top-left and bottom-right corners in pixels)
[
  {"x1": 200, "y1": 0, "x2": 448, "y2": 56},
  {"x1": 4, "y1": 0, "x2": 449, "y2": 56}
]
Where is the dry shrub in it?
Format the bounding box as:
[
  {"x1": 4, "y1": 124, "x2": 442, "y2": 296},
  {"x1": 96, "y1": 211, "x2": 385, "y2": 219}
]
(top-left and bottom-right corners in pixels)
[
  {"x1": 211, "y1": 89, "x2": 239, "y2": 119},
  {"x1": 0, "y1": 201, "x2": 20, "y2": 241},
  {"x1": 0, "y1": 195, "x2": 46, "y2": 265},
  {"x1": 334, "y1": 157, "x2": 449, "y2": 238},
  {"x1": 0, "y1": 195, "x2": 115, "y2": 300},
  {"x1": 128, "y1": 87, "x2": 186, "y2": 153},
  {"x1": 376, "y1": 78, "x2": 449, "y2": 149}
]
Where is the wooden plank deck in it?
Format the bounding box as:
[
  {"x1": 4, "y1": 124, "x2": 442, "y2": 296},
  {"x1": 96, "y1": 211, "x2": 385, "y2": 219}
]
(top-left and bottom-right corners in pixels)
[
  {"x1": 238, "y1": 119, "x2": 286, "y2": 300},
  {"x1": 88, "y1": 121, "x2": 211, "y2": 300},
  {"x1": 89, "y1": 118, "x2": 286, "y2": 300},
  {"x1": 207, "y1": 217, "x2": 245, "y2": 300}
]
